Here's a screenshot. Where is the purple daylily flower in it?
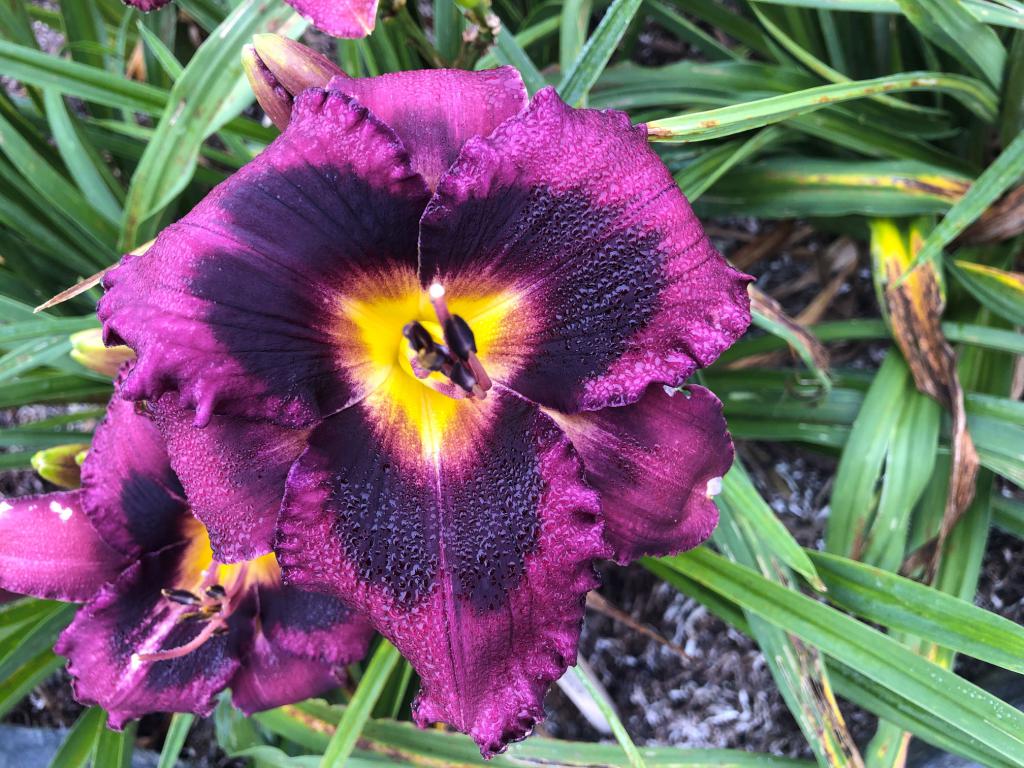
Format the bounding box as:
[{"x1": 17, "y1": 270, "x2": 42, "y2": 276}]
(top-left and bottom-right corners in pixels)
[
  {"x1": 0, "y1": 374, "x2": 373, "y2": 727},
  {"x1": 123, "y1": 0, "x2": 379, "y2": 39},
  {"x1": 96, "y1": 61, "x2": 751, "y2": 754}
]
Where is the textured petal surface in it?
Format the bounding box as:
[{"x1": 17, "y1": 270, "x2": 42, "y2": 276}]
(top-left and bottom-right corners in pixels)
[
  {"x1": 80, "y1": 384, "x2": 187, "y2": 558},
  {"x1": 326, "y1": 68, "x2": 527, "y2": 189},
  {"x1": 285, "y1": 0, "x2": 379, "y2": 38},
  {"x1": 99, "y1": 89, "x2": 431, "y2": 427},
  {"x1": 229, "y1": 632, "x2": 344, "y2": 715},
  {"x1": 0, "y1": 491, "x2": 125, "y2": 601},
  {"x1": 153, "y1": 396, "x2": 310, "y2": 561},
  {"x1": 277, "y1": 387, "x2": 606, "y2": 755},
  {"x1": 56, "y1": 543, "x2": 244, "y2": 728},
  {"x1": 258, "y1": 585, "x2": 374, "y2": 662},
  {"x1": 548, "y1": 385, "x2": 731, "y2": 564},
  {"x1": 230, "y1": 585, "x2": 372, "y2": 713},
  {"x1": 419, "y1": 87, "x2": 751, "y2": 413}
]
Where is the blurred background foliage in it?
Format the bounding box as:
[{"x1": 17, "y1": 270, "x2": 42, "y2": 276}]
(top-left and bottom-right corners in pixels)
[{"x1": 0, "y1": 0, "x2": 1023, "y2": 766}]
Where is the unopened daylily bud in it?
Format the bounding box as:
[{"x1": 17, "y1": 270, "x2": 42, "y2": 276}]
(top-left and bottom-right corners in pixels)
[
  {"x1": 243, "y1": 36, "x2": 347, "y2": 130},
  {"x1": 254, "y1": 34, "x2": 345, "y2": 94},
  {"x1": 70, "y1": 328, "x2": 135, "y2": 377},
  {"x1": 31, "y1": 443, "x2": 89, "y2": 488},
  {"x1": 242, "y1": 45, "x2": 295, "y2": 131}
]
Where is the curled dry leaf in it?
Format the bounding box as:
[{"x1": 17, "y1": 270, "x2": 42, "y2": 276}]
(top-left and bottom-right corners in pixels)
[{"x1": 871, "y1": 219, "x2": 979, "y2": 574}]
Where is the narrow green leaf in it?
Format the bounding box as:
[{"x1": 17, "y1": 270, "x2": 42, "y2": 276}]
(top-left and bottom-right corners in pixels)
[
  {"x1": 658, "y1": 548, "x2": 1024, "y2": 763},
  {"x1": 41, "y1": 89, "x2": 122, "y2": 223},
  {"x1": 949, "y1": 260, "x2": 1024, "y2": 325},
  {"x1": 908, "y1": 129, "x2": 1024, "y2": 274},
  {"x1": 560, "y1": 0, "x2": 593, "y2": 73},
  {"x1": 717, "y1": 459, "x2": 824, "y2": 589},
  {"x1": 120, "y1": 0, "x2": 297, "y2": 248},
  {"x1": 647, "y1": 71, "x2": 997, "y2": 142},
  {"x1": 895, "y1": 0, "x2": 1005, "y2": 89},
  {"x1": 810, "y1": 550, "x2": 1024, "y2": 673},
  {"x1": 993, "y1": 495, "x2": 1024, "y2": 538},
  {"x1": 676, "y1": 127, "x2": 782, "y2": 201},
  {"x1": 46, "y1": 708, "x2": 106, "y2": 768},
  {"x1": 319, "y1": 640, "x2": 400, "y2": 768},
  {"x1": 749, "y1": 0, "x2": 1024, "y2": 30},
  {"x1": 559, "y1": 0, "x2": 644, "y2": 106},
  {"x1": 569, "y1": 666, "x2": 647, "y2": 768},
  {"x1": 136, "y1": 21, "x2": 184, "y2": 81},
  {"x1": 93, "y1": 721, "x2": 136, "y2": 768},
  {"x1": 158, "y1": 713, "x2": 194, "y2": 768}
]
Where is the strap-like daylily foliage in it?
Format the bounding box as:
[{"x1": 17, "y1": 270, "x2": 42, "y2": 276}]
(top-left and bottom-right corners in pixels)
[
  {"x1": 1, "y1": 44, "x2": 750, "y2": 757},
  {"x1": 123, "y1": 0, "x2": 380, "y2": 39},
  {"x1": 0, "y1": 371, "x2": 373, "y2": 726}
]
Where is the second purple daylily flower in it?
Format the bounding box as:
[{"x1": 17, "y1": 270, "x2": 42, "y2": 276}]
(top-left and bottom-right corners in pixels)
[
  {"x1": 87, "y1": 41, "x2": 750, "y2": 754},
  {"x1": 0, "y1": 373, "x2": 373, "y2": 725}
]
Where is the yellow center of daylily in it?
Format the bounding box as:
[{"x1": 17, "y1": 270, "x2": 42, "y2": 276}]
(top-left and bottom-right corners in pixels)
[{"x1": 338, "y1": 268, "x2": 525, "y2": 461}]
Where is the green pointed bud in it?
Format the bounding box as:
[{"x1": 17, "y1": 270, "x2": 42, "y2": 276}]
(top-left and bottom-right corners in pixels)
[
  {"x1": 31, "y1": 443, "x2": 90, "y2": 488},
  {"x1": 70, "y1": 328, "x2": 135, "y2": 378},
  {"x1": 245, "y1": 35, "x2": 347, "y2": 130}
]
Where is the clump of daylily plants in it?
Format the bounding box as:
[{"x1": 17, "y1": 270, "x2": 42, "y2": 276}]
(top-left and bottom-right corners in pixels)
[{"x1": 0, "y1": 25, "x2": 749, "y2": 757}]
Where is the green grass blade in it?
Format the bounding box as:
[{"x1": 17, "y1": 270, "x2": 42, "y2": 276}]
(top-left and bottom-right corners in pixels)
[
  {"x1": 949, "y1": 260, "x2": 1024, "y2": 325},
  {"x1": 906, "y1": 122, "x2": 1024, "y2": 274},
  {"x1": 46, "y1": 707, "x2": 106, "y2": 768},
  {"x1": 647, "y1": 71, "x2": 997, "y2": 141},
  {"x1": 810, "y1": 549, "x2": 1024, "y2": 672},
  {"x1": 658, "y1": 548, "x2": 1024, "y2": 763},
  {"x1": 559, "y1": 0, "x2": 644, "y2": 106},
  {"x1": 895, "y1": 0, "x2": 1005, "y2": 89},
  {"x1": 319, "y1": 640, "x2": 400, "y2": 767},
  {"x1": 93, "y1": 720, "x2": 137, "y2": 768},
  {"x1": 119, "y1": 0, "x2": 298, "y2": 248},
  {"x1": 42, "y1": 89, "x2": 123, "y2": 223},
  {"x1": 569, "y1": 666, "x2": 647, "y2": 768},
  {"x1": 158, "y1": 713, "x2": 195, "y2": 768}
]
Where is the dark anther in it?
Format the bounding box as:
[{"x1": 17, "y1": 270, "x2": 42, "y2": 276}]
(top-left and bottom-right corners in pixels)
[
  {"x1": 449, "y1": 362, "x2": 478, "y2": 394},
  {"x1": 444, "y1": 315, "x2": 477, "y2": 361},
  {"x1": 178, "y1": 611, "x2": 206, "y2": 623},
  {"x1": 162, "y1": 588, "x2": 201, "y2": 606},
  {"x1": 205, "y1": 584, "x2": 227, "y2": 600},
  {"x1": 402, "y1": 322, "x2": 435, "y2": 353}
]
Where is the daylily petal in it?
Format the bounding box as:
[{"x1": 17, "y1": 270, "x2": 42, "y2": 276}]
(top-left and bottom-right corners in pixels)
[
  {"x1": 326, "y1": 67, "x2": 527, "y2": 189},
  {"x1": 0, "y1": 491, "x2": 125, "y2": 601},
  {"x1": 153, "y1": 397, "x2": 310, "y2": 561},
  {"x1": 230, "y1": 585, "x2": 373, "y2": 713},
  {"x1": 56, "y1": 543, "x2": 245, "y2": 728},
  {"x1": 98, "y1": 89, "x2": 431, "y2": 427},
  {"x1": 80, "y1": 383, "x2": 187, "y2": 558},
  {"x1": 258, "y1": 585, "x2": 374, "y2": 662},
  {"x1": 419, "y1": 87, "x2": 751, "y2": 413},
  {"x1": 277, "y1": 387, "x2": 606, "y2": 755},
  {"x1": 547, "y1": 385, "x2": 730, "y2": 564},
  {"x1": 229, "y1": 632, "x2": 344, "y2": 715},
  {"x1": 285, "y1": 0, "x2": 378, "y2": 39}
]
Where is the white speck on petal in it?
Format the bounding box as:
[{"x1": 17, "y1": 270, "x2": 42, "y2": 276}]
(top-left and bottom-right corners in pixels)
[
  {"x1": 428, "y1": 282, "x2": 446, "y2": 301},
  {"x1": 130, "y1": 653, "x2": 142, "y2": 671},
  {"x1": 49, "y1": 500, "x2": 73, "y2": 522},
  {"x1": 705, "y1": 477, "x2": 723, "y2": 498},
  {"x1": 0, "y1": 501, "x2": 11, "y2": 517}
]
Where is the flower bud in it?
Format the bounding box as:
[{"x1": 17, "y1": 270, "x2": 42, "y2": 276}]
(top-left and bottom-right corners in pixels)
[
  {"x1": 243, "y1": 35, "x2": 347, "y2": 130},
  {"x1": 70, "y1": 328, "x2": 135, "y2": 378},
  {"x1": 31, "y1": 443, "x2": 89, "y2": 489}
]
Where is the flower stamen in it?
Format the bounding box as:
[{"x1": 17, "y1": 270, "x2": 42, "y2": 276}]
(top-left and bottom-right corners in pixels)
[
  {"x1": 133, "y1": 564, "x2": 249, "y2": 667},
  {"x1": 426, "y1": 283, "x2": 492, "y2": 399}
]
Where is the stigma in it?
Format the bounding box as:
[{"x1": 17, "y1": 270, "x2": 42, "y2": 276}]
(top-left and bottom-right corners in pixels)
[{"x1": 402, "y1": 283, "x2": 494, "y2": 400}]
